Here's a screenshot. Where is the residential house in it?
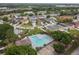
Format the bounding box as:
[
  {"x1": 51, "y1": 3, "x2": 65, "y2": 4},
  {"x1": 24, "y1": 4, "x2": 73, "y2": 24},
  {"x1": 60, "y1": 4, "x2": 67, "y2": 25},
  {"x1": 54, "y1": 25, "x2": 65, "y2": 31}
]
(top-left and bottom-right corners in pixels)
[
  {"x1": 45, "y1": 17, "x2": 57, "y2": 24},
  {"x1": 49, "y1": 13, "x2": 60, "y2": 17},
  {"x1": 29, "y1": 16, "x2": 37, "y2": 27},
  {"x1": 58, "y1": 16, "x2": 73, "y2": 20},
  {"x1": 11, "y1": 15, "x2": 23, "y2": 24},
  {"x1": 45, "y1": 24, "x2": 64, "y2": 31},
  {"x1": 75, "y1": 14, "x2": 79, "y2": 21},
  {"x1": 68, "y1": 21, "x2": 79, "y2": 29}
]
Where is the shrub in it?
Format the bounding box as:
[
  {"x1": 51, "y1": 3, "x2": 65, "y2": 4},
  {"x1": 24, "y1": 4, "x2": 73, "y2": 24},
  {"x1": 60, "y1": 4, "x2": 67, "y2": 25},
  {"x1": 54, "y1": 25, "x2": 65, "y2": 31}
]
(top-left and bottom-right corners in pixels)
[
  {"x1": 5, "y1": 45, "x2": 37, "y2": 55},
  {"x1": 53, "y1": 43, "x2": 65, "y2": 53}
]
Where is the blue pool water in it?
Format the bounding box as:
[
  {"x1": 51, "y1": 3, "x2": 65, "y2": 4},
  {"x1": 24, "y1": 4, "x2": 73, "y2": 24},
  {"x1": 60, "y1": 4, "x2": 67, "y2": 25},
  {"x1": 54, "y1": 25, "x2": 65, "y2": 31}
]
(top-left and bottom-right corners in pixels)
[{"x1": 29, "y1": 34, "x2": 53, "y2": 48}]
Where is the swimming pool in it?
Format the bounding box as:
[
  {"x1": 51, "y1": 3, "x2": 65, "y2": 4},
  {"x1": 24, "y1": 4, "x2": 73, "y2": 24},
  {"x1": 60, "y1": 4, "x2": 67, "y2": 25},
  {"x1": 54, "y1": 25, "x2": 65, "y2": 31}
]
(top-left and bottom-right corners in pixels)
[{"x1": 28, "y1": 34, "x2": 53, "y2": 48}]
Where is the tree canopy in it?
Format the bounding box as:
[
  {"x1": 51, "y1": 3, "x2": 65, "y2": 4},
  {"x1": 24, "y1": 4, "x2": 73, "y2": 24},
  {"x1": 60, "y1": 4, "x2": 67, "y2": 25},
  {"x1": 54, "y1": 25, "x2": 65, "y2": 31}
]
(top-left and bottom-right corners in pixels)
[
  {"x1": 68, "y1": 29, "x2": 79, "y2": 38},
  {"x1": 2, "y1": 16, "x2": 9, "y2": 22},
  {"x1": 51, "y1": 31, "x2": 72, "y2": 44},
  {"x1": 5, "y1": 45, "x2": 37, "y2": 55},
  {"x1": 53, "y1": 43, "x2": 65, "y2": 53},
  {"x1": 0, "y1": 24, "x2": 13, "y2": 40},
  {"x1": 0, "y1": 24, "x2": 18, "y2": 45}
]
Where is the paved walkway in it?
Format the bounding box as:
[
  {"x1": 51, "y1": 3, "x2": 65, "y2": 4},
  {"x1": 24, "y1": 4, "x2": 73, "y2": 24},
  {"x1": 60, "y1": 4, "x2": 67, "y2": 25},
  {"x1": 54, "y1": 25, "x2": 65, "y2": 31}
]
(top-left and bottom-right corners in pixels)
[
  {"x1": 71, "y1": 47, "x2": 79, "y2": 55},
  {"x1": 0, "y1": 47, "x2": 5, "y2": 50}
]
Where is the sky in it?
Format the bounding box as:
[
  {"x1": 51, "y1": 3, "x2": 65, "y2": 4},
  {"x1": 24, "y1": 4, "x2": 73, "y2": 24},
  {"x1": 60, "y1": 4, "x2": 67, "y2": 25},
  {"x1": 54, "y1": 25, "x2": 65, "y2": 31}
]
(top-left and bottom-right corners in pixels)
[{"x1": 0, "y1": 0, "x2": 79, "y2": 3}]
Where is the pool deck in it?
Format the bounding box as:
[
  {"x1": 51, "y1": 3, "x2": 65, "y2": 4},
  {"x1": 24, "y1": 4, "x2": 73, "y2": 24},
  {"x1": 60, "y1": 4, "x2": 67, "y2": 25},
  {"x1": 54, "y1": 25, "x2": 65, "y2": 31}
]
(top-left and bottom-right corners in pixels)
[
  {"x1": 37, "y1": 41, "x2": 55, "y2": 55},
  {"x1": 71, "y1": 47, "x2": 79, "y2": 55}
]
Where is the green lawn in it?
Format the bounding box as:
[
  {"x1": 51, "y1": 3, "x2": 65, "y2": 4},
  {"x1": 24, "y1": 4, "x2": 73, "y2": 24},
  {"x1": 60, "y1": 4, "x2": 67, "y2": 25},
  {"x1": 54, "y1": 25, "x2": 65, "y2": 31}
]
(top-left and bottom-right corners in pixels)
[
  {"x1": 21, "y1": 27, "x2": 44, "y2": 36},
  {"x1": 21, "y1": 21, "x2": 32, "y2": 28}
]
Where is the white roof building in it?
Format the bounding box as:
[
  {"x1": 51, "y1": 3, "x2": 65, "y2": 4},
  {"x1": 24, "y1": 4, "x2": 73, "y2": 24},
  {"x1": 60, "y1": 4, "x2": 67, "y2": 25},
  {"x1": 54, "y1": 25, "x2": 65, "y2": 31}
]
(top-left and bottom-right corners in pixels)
[
  {"x1": 14, "y1": 28, "x2": 23, "y2": 35},
  {"x1": 37, "y1": 11, "x2": 47, "y2": 15},
  {"x1": 38, "y1": 15, "x2": 46, "y2": 19},
  {"x1": 49, "y1": 13, "x2": 60, "y2": 16},
  {"x1": 24, "y1": 11, "x2": 35, "y2": 15},
  {"x1": 0, "y1": 20, "x2": 4, "y2": 24}
]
